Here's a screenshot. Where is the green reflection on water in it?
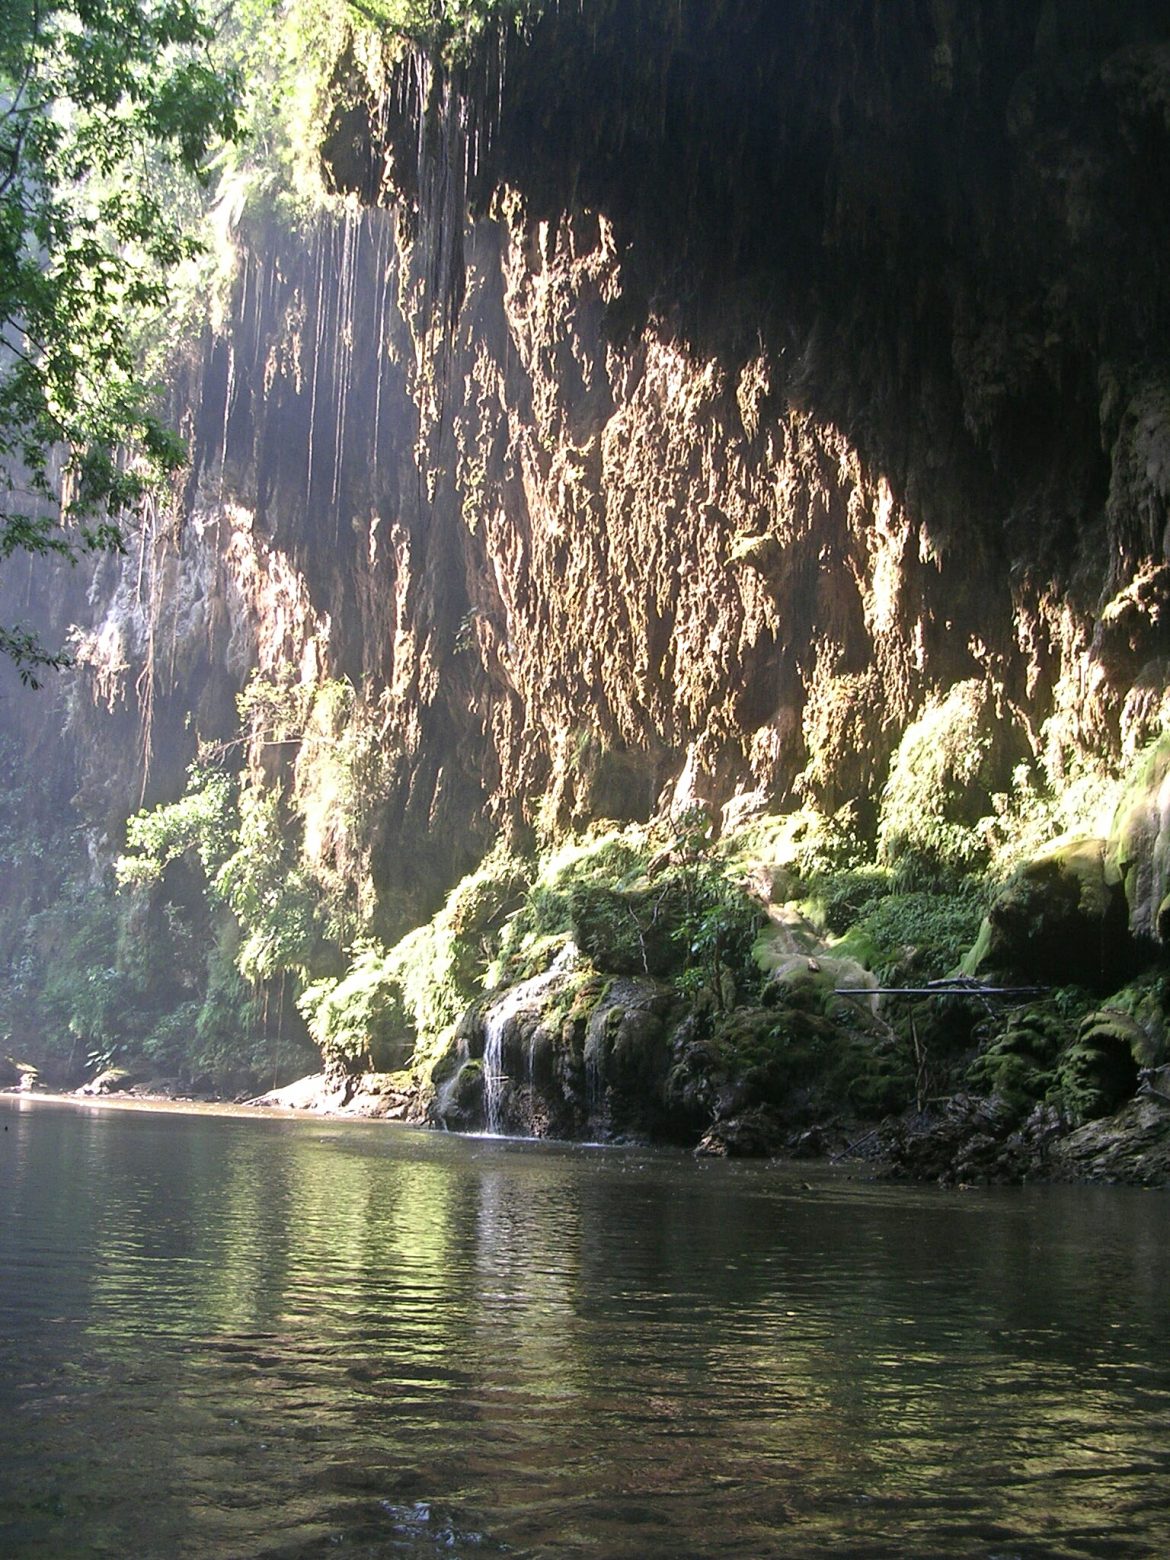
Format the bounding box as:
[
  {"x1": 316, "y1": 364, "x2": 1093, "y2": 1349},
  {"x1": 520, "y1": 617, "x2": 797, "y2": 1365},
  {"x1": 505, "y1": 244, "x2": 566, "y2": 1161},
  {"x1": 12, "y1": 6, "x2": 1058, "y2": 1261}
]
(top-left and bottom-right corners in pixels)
[{"x1": 2, "y1": 1098, "x2": 1170, "y2": 1558}]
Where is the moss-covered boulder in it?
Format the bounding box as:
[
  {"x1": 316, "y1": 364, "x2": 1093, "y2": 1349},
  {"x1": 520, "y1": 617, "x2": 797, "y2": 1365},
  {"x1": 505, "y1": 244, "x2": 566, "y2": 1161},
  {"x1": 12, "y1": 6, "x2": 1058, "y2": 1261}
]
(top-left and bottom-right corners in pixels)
[
  {"x1": 435, "y1": 1057, "x2": 486, "y2": 1131},
  {"x1": 1052, "y1": 1007, "x2": 1152, "y2": 1124},
  {"x1": 1054, "y1": 1038, "x2": 1139, "y2": 1125},
  {"x1": 583, "y1": 976, "x2": 679, "y2": 1137},
  {"x1": 963, "y1": 836, "x2": 1137, "y2": 988},
  {"x1": 966, "y1": 1006, "x2": 1070, "y2": 1117},
  {"x1": 705, "y1": 950, "x2": 910, "y2": 1138}
]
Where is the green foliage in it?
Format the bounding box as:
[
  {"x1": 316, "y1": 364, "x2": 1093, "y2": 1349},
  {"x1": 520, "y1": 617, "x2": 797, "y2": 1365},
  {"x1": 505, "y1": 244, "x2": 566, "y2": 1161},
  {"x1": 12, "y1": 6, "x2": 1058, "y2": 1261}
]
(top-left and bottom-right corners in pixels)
[
  {"x1": 725, "y1": 804, "x2": 865, "y2": 885},
  {"x1": 805, "y1": 867, "x2": 892, "y2": 936},
  {"x1": 494, "y1": 814, "x2": 764, "y2": 1008},
  {"x1": 877, "y1": 682, "x2": 1001, "y2": 882},
  {"x1": 343, "y1": 0, "x2": 540, "y2": 63},
  {"x1": 0, "y1": 0, "x2": 240, "y2": 678},
  {"x1": 288, "y1": 676, "x2": 394, "y2": 942},
  {"x1": 298, "y1": 937, "x2": 408, "y2": 1071},
  {"x1": 221, "y1": 784, "x2": 320, "y2": 983},
  {"x1": 118, "y1": 764, "x2": 236, "y2": 886},
  {"x1": 118, "y1": 759, "x2": 322, "y2": 984},
  {"x1": 834, "y1": 881, "x2": 988, "y2": 986},
  {"x1": 301, "y1": 841, "x2": 529, "y2": 1073},
  {"x1": 671, "y1": 860, "x2": 764, "y2": 1011},
  {"x1": 494, "y1": 826, "x2": 650, "y2": 980},
  {"x1": 187, "y1": 931, "x2": 281, "y2": 1087}
]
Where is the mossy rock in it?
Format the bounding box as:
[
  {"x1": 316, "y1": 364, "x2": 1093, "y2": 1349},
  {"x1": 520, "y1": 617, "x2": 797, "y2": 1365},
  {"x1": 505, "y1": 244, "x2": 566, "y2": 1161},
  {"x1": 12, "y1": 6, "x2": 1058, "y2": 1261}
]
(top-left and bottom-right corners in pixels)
[
  {"x1": 569, "y1": 880, "x2": 684, "y2": 976},
  {"x1": 432, "y1": 1058, "x2": 485, "y2": 1131},
  {"x1": 963, "y1": 836, "x2": 1138, "y2": 989},
  {"x1": 1054, "y1": 1034, "x2": 1140, "y2": 1125},
  {"x1": 427, "y1": 1034, "x2": 465, "y2": 1093},
  {"x1": 1054, "y1": 1004, "x2": 1157, "y2": 1124},
  {"x1": 1078, "y1": 1008, "x2": 1160, "y2": 1068},
  {"x1": 712, "y1": 998, "x2": 906, "y2": 1122},
  {"x1": 762, "y1": 953, "x2": 877, "y2": 1020},
  {"x1": 1082, "y1": 972, "x2": 1170, "y2": 1067},
  {"x1": 966, "y1": 1008, "x2": 1069, "y2": 1117},
  {"x1": 663, "y1": 1015, "x2": 724, "y2": 1132},
  {"x1": 582, "y1": 977, "x2": 677, "y2": 1134}
]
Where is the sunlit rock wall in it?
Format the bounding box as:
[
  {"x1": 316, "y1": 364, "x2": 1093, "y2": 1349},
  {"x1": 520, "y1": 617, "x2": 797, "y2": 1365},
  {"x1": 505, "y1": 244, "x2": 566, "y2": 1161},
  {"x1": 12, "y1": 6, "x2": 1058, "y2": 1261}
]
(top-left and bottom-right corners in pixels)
[{"x1": 3, "y1": 0, "x2": 1169, "y2": 931}]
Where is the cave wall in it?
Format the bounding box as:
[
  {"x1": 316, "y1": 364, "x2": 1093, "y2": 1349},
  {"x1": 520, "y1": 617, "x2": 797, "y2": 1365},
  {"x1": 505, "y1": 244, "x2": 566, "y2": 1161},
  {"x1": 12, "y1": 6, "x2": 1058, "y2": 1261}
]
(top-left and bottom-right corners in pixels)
[{"x1": 3, "y1": 0, "x2": 1170, "y2": 930}]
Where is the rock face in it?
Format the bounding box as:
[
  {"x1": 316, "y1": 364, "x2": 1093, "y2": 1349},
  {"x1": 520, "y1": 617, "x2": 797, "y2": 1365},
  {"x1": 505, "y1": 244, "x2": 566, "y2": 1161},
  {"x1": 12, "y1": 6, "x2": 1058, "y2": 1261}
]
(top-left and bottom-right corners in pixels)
[
  {"x1": 3, "y1": 2, "x2": 1165, "y2": 918},
  {"x1": 3, "y1": 5, "x2": 1170, "y2": 1158}
]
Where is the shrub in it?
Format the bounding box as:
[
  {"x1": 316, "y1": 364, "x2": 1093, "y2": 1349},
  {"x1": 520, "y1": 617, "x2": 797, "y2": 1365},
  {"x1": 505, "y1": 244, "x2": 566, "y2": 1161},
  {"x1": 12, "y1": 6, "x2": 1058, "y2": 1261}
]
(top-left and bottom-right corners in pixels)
[
  {"x1": 836, "y1": 881, "x2": 988, "y2": 986},
  {"x1": 299, "y1": 940, "x2": 409, "y2": 1072}
]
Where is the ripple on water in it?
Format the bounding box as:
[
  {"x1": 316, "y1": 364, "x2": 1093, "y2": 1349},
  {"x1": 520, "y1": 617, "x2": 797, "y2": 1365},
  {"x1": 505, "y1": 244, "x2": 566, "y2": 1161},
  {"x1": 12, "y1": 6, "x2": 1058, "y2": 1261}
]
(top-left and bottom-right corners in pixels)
[{"x1": 2, "y1": 1100, "x2": 1170, "y2": 1558}]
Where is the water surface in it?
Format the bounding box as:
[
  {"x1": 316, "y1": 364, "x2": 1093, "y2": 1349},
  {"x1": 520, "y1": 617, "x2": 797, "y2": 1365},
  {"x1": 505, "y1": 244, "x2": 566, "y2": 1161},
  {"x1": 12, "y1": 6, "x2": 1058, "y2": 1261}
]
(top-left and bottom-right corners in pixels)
[{"x1": 2, "y1": 1095, "x2": 1169, "y2": 1557}]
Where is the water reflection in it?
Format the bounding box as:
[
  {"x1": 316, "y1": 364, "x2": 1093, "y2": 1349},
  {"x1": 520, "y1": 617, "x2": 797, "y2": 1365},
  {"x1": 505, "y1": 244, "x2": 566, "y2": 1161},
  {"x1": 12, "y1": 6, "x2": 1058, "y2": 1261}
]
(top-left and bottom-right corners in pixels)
[{"x1": 2, "y1": 1097, "x2": 1169, "y2": 1557}]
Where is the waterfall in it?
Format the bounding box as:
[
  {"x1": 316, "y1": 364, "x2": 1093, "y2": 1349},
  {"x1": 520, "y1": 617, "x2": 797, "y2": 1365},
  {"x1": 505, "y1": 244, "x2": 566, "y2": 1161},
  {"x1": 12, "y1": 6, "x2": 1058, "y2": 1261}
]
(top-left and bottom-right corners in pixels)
[{"x1": 481, "y1": 943, "x2": 577, "y2": 1135}]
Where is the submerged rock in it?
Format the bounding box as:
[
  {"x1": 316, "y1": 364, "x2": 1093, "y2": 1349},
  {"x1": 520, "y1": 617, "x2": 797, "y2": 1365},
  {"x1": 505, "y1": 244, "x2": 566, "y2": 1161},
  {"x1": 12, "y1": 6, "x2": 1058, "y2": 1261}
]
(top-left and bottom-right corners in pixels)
[{"x1": 695, "y1": 1106, "x2": 786, "y2": 1158}]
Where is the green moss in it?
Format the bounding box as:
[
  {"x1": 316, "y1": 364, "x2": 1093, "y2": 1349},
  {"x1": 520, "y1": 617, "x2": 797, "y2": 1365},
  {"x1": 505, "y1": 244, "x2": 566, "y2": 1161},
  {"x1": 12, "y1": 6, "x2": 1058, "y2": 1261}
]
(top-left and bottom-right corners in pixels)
[
  {"x1": 966, "y1": 1004, "x2": 1072, "y2": 1116},
  {"x1": 713, "y1": 999, "x2": 908, "y2": 1121},
  {"x1": 1054, "y1": 1036, "x2": 1140, "y2": 1124},
  {"x1": 877, "y1": 681, "x2": 1005, "y2": 880},
  {"x1": 965, "y1": 836, "x2": 1135, "y2": 988}
]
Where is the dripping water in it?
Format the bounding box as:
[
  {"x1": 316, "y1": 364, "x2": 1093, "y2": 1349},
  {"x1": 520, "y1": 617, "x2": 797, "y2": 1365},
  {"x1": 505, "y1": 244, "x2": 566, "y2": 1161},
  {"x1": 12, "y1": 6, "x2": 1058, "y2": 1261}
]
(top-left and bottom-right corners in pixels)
[
  {"x1": 481, "y1": 944, "x2": 578, "y2": 1135},
  {"x1": 305, "y1": 224, "x2": 328, "y2": 501},
  {"x1": 371, "y1": 209, "x2": 395, "y2": 483}
]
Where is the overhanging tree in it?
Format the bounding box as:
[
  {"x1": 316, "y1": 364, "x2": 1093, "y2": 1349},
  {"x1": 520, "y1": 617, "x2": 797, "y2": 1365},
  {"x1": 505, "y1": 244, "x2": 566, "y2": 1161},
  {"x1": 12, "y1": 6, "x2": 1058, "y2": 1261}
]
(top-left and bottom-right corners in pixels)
[{"x1": 0, "y1": 0, "x2": 239, "y2": 682}]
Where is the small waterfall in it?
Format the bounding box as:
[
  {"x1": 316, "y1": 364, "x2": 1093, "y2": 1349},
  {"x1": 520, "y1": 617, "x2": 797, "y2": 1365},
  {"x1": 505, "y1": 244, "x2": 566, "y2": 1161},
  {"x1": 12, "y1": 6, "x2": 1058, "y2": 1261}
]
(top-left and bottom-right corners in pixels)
[
  {"x1": 585, "y1": 1042, "x2": 605, "y2": 1129},
  {"x1": 481, "y1": 943, "x2": 577, "y2": 1135}
]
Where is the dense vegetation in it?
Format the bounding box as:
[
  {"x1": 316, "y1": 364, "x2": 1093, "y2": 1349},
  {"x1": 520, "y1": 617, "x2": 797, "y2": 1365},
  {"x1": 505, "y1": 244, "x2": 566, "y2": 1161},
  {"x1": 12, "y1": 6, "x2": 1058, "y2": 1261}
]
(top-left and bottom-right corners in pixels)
[
  {"x1": 6, "y1": 635, "x2": 1157, "y2": 1155},
  {"x1": 1, "y1": 2, "x2": 1169, "y2": 1176},
  {"x1": 0, "y1": 0, "x2": 240, "y2": 679}
]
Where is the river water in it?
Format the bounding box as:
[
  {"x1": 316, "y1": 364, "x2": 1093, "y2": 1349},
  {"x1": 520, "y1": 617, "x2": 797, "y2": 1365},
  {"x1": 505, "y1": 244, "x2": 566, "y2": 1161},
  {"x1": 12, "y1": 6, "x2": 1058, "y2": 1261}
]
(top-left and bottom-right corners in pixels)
[{"x1": 2, "y1": 1097, "x2": 1169, "y2": 1558}]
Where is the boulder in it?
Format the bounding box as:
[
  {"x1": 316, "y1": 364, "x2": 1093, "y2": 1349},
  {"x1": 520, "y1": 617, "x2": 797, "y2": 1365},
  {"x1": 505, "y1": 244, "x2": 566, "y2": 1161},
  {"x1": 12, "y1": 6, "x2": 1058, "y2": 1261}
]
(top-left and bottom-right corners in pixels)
[{"x1": 963, "y1": 836, "x2": 1138, "y2": 988}]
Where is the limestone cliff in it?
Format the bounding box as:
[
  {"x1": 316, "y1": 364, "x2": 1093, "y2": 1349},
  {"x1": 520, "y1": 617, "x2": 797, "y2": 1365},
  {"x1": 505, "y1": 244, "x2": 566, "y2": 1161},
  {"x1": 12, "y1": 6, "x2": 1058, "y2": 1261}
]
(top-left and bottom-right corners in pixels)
[{"x1": 3, "y1": 1, "x2": 1170, "y2": 1104}]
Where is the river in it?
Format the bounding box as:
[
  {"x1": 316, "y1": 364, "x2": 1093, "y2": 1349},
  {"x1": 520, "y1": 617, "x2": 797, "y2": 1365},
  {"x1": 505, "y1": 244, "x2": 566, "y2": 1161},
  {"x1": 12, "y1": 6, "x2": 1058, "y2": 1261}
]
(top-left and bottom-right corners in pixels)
[{"x1": 1, "y1": 1095, "x2": 1169, "y2": 1557}]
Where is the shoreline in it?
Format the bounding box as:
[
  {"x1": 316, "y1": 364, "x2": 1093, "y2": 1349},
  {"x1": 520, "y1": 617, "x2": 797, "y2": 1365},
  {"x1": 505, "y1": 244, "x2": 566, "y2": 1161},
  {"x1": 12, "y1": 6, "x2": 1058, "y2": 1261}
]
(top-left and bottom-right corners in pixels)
[
  {"x1": 5, "y1": 1078, "x2": 1170, "y2": 1188},
  {"x1": 0, "y1": 1083, "x2": 423, "y2": 1129}
]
